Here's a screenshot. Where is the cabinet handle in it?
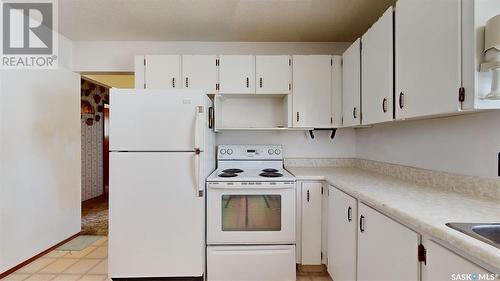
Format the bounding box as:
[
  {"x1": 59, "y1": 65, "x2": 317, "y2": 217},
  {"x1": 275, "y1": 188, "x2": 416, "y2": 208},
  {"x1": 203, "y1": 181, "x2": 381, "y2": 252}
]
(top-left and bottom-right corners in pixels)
[
  {"x1": 347, "y1": 206, "x2": 352, "y2": 222},
  {"x1": 259, "y1": 77, "x2": 263, "y2": 88},
  {"x1": 353, "y1": 107, "x2": 357, "y2": 119},
  {"x1": 185, "y1": 77, "x2": 189, "y2": 88},
  {"x1": 306, "y1": 190, "x2": 310, "y2": 202},
  {"x1": 172, "y1": 78, "x2": 176, "y2": 88},
  {"x1": 360, "y1": 215, "x2": 365, "y2": 232},
  {"x1": 246, "y1": 77, "x2": 249, "y2": 88},
  {"x1": 296, "y1": 112, "x2": 300, "y2": 122},
  {"x1": 399, "y1": 92, "x2": 405, "y2": 109},
  {"x1": 382, "y1": 98, "x2": 388, "y2": 113}
]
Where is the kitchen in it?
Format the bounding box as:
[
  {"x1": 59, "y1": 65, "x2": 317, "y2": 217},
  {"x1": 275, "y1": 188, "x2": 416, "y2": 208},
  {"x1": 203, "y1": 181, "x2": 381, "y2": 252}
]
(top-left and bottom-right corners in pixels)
[{"x1": 0, "y1": 0, "x2": 499, "y2": 281}]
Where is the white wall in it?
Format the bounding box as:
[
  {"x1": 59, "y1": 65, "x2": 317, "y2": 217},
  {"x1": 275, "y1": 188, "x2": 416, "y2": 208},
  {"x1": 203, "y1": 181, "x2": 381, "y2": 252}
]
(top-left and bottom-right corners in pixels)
[
  {"x1": 0, "y1": 36, "x2": 81, "y2": 273},
  {"x1": 356, "y1": 111, "x2": 500, "y2": 179},
  {"x1": 72, "y1": 41, "x2": 351, "y2": 72},
  {"x1": 217, "y1": 129, "x2": 356, "y2": 158}
]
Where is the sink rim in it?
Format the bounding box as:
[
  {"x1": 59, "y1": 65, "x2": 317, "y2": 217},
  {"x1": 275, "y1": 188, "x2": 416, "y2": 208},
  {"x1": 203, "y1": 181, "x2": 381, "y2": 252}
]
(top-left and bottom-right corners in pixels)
[{"x1": 446, "y1": 222, "x2": 500, "y2": 250}]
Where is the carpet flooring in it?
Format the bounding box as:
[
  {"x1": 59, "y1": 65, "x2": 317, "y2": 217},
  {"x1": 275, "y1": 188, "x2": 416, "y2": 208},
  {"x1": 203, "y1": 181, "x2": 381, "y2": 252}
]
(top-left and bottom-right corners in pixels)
[{"x1": 81, "y1": 195, "x2": 109, "y2": 236}]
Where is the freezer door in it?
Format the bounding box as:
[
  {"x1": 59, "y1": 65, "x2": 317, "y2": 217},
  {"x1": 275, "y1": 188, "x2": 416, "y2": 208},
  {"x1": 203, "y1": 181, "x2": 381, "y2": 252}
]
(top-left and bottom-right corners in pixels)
[
  {"x1": 109, "y1": 152, "x2": 204, "y2": 278},
  {"x1": 109, "y1": 89, "x2": 208, "y2": 151}
]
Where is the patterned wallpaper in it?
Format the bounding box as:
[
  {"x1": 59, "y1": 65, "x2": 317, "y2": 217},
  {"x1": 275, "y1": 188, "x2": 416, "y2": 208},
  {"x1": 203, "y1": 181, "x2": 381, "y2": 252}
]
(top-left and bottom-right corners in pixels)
[{"x1": 81, "y1": 80, "x2": 108, "y2": 201}]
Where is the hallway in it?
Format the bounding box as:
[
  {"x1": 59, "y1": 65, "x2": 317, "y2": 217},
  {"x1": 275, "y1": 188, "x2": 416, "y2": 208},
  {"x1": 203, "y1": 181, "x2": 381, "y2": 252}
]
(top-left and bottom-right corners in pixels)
[{"x1": 81, "y1": 196, "x2": 108, "y2": 236}]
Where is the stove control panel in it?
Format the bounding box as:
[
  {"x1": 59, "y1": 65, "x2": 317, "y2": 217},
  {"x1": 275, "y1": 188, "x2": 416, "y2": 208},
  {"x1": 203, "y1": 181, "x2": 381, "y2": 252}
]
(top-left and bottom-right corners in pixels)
[{"x1": 218, "y1": 145, "x2": 283, "y2": 160}]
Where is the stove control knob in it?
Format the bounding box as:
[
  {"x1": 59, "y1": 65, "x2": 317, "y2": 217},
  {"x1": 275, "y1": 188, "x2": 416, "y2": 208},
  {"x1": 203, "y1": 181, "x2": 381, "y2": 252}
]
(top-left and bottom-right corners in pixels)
[
  {"x1": 274, "y1": 149, "x2": 281, "y2": 155},
  {"x1": 268, "y1": 149, "x2": 274, "y2": 155},
  {"x1": 227, "y1": 149, "x2": 233, "y2": 155},
  {"x1": 220, "y1": 149, "x2": 226, "y2": 155}
]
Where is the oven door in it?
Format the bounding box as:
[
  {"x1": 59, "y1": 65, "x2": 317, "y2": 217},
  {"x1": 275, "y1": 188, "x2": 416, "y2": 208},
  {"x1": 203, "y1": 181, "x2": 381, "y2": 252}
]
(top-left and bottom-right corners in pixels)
[{"x1": 207, "y1": 182, "x2": 296, "y2": 244}]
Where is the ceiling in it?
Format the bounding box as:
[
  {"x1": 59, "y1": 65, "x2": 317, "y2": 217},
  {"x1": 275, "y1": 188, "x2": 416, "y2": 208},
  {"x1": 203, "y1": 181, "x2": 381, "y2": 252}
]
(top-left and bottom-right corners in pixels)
[{"x1": 59, "y1": 0, "x2": 396, "y2": 42}]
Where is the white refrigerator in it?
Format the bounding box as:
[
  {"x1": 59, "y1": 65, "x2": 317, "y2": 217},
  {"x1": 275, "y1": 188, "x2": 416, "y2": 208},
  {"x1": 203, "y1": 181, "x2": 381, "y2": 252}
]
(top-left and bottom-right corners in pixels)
[{"x1": 108, "y1": 89, "x2": 215, "y2": 279}]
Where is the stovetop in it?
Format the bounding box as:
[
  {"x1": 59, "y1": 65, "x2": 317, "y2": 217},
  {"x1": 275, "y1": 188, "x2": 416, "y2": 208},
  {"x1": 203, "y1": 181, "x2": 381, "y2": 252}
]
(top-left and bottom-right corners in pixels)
[{"x1": 207, "y1": 167, "x2": 296, "y2": 182}]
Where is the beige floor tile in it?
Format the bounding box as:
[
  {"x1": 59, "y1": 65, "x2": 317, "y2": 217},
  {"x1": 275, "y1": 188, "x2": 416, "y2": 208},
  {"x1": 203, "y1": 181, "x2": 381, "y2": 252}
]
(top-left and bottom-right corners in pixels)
[
  {"x1": 85, "y1": 247, "x2": 107, "y2": 259},
  {"x1": 39, "y1": 259, "x2": 78, "y2": 274},
  {"x1": 90, "y1": 237, "x2": 107, "y2": 247},
  {"x1": 16, "y1": 258, "x2": 56, "y2": 274},
  {"x1": 1, "y1": 273, "x2": 31, "y2": 280},
  {"x1": 43, "y1": 251, "x2": 67, "y2": 258},
  {"x1": 23, "y1": 274, "x2": 55, "y2": 281},
  {"x1": 51, "y1": 274, "x2": 82, "y2": 281},
  {"x1": 63, "y1": 259, "x2": 101, "y2": 275},
  {"x1": 86, "y1": 260, "x2": 106, "y2": 275},
  {"x1": 62, "y1": 247, "x2": 97, "y2": 259},
  {"x1": 77, "y1": 275, "x2": 106, "y2": 281}
]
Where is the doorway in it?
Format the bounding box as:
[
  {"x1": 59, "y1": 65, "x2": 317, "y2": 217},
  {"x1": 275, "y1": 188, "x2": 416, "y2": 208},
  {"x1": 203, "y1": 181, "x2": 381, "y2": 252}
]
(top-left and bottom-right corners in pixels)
[{"x1": 80, "y1": 73, "x2": 134, "y2": 236}]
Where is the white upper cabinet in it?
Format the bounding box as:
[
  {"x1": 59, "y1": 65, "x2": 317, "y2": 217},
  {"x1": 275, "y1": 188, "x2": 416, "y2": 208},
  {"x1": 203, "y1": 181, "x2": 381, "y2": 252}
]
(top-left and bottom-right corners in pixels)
[
  {"x1": 218, "y1": 55, "x2": 255, "y2": 94},
  {"x1": 292, "y1": 55, "x2": 332, "y2": 128},
  {"x1": 395, "y1": 0, "x2": 461, "y2": 119},
  {"x1": 328, "y1": 186, "x2": 357, "y2": 281},
  {"x1": 357, "y1": 203, "x2": 419, "y2": 281},
  {"x1": 144, "y1": 55, "x2": 182, "y2": 89},
  {"x1": 255, "y1": 55, "x2": 291, "y2": 94},
  {"x1": 362, "y1": 8, "x2": 394, "y2": 125},
  {"x1": 182, "y1": 55, "x2": 218, "y2": 94},
  {"x1": 342, "y1": 39, "x2": 361, "y2": 127},
  {"x1": 331, "y1": 56, "x2": 343, "y2": 127}
]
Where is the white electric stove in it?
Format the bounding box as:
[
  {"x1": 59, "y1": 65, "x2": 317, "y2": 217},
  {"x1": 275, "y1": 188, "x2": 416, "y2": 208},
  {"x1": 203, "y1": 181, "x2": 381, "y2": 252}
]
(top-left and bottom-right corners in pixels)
[{"x1": 206, "y1": 145, "x2": 297, "y2": 281}]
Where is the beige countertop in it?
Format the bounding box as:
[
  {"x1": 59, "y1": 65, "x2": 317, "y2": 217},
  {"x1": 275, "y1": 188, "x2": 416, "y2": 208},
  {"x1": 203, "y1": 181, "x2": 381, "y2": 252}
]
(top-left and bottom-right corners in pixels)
[{"x1": 286, "y1": 166, "x2": 500, "y2": 272}]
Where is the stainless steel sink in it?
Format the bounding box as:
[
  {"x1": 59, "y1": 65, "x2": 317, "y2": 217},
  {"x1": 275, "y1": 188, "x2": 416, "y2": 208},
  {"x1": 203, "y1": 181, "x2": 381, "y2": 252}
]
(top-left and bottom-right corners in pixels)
[{"x1": 446, "y1": 223, "x2": 500, "y2": 249}]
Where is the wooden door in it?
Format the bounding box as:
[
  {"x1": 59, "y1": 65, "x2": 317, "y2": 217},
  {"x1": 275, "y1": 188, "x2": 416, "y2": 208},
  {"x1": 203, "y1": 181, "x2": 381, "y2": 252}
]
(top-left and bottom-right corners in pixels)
[{"x1": 103, "y1": 107, "x2": 109, "y2": 194}]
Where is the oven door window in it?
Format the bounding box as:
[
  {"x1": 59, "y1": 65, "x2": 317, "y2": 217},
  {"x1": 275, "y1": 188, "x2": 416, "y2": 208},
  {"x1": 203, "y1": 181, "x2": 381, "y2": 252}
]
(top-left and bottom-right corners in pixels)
[{"x1": 221, "y1": 195, "x2": 281, "y2": 231}]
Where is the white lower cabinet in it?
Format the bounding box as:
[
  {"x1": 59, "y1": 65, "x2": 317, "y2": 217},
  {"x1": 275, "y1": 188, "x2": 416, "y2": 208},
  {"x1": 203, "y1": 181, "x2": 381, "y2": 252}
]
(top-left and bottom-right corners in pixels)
[
  {"x1": 300, "y1": 182, "x2": 323, "y2": 265},
  {"x1": 357, "y1": 203, "x2": 419, "y2": 281},
  {"x1": 327, "y1": 186, "x2": 357, "y2": 281},
  {"x1": 421, "y1": 238, "x2": 493, "y2": 281}
]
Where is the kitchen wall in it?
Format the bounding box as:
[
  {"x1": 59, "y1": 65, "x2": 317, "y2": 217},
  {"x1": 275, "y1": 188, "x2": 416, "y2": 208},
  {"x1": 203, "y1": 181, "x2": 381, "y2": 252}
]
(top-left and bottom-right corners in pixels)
[
  {"x1": 356, "y1": 110, "x2": 500, "y2": 180},
  {"x1": 217, "y1": 129, "x2": 356, "y2": 158},
  {"x1": 71, "y1": 41, "x2": 351, "y2": 72},
  {"x1": 0, "y1": 36, "x2": 81, "y2": 273}
]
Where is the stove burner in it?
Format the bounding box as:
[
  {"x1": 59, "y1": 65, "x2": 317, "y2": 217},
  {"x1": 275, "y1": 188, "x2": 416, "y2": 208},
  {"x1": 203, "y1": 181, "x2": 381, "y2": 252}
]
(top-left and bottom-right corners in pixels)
[
  {"x1": 222, "y1": 169, "x2": 244, "y2": 174},
  {"x1": 262, "y1": 168, "x2": 279, "y2": 173},
  {"x1": 259, "y1": 172, "x2": 284, "y2": 178},
  {"x1": 218, "y1": 173, "x2": 238, "y2": 178}
]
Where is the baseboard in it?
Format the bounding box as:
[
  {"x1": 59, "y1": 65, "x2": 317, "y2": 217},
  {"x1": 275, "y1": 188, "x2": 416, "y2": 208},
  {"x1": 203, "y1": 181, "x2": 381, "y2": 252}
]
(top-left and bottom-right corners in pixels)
[{"x1": 0, "y1": 232, "x2": 80, "y2": 279}]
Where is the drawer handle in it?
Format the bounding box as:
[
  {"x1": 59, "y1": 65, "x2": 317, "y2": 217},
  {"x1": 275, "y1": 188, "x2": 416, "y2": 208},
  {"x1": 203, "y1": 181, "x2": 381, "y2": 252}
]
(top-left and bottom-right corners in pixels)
[
  {"x1": 353, "y1": 107, "x2": 357, "y2": 119},
  {"x1": 399, "y1": 92, "x2": 405, "y2": 109},
  {"x1": 360, "y1": 215, "x2": 365, "y2": 232},
  {"x1": 382, "y1": 98, "x2": 388, "y2": 113},
  {"x1": 347, "y1": 206, "x2": 352, "y2": 222}
]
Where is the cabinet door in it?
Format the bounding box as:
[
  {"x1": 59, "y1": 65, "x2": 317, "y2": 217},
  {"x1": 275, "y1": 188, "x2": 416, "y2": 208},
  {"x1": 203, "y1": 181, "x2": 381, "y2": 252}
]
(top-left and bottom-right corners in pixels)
[
  {"x1": 145, "y1": 55, "x2": 181, "y2": 89},
  {"x1": 182, "y1": 55, "x2": 217, "y2": 94},
  {"x1": 292, "y1": 55, "x2": 332, "y2": 128},
  {"x1": 255, "y1": 55, "x2": 291, "y2": 94},
  {"x1": 395, "y1": 0, "x2": 461, "y2": 119},
  {"x1": 301, "y1": 182, "x2": 322, "y2": 265},
  {"x1": 362, "y1": 8, "x2": 394, "y2": 125},
  {"x1": 357, "y1": 203, "x2": 419, "y2": 281},
  {"x1": 218, "y1": 55, "x2": 255, "y2": 94},
  {"x1": 422, "y1": 238, "x2": 492, "y2": 281},
  {"x1": 331, "y1": 56, "x2": 343, "y2": 127},
  {"x1": 342, "y1": 39, "x2": 361, "y2": 127},
  {"x1": 327, "y1": 186, "x2": 357, "y2": 281}
]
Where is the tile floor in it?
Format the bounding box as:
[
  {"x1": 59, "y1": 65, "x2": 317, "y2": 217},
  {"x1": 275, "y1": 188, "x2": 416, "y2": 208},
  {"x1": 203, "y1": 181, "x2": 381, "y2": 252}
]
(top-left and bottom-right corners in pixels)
[{"x1": 2, "y1": 235, "x2": 332, "y2": 281}]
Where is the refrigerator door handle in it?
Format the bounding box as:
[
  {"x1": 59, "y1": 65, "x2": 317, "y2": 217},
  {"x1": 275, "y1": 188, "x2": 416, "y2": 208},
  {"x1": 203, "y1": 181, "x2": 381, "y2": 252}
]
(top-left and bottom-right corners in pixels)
[{"x1": 194, "y1": 106, "x2": 204, "y2": 197}]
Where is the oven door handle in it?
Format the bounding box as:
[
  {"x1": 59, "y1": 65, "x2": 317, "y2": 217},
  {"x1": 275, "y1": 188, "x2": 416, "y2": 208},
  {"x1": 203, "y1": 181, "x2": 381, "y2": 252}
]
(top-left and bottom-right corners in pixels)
[{"x1": 208, "y1": 185, "x2": 294, "y2": 190}]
